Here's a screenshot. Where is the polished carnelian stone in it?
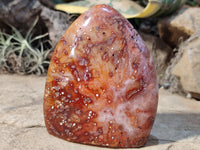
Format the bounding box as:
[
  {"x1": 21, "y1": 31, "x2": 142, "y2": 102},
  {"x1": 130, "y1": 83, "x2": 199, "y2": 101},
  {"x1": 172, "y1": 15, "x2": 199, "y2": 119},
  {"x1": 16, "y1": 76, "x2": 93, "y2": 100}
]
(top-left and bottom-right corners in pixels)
[{"x1": 43, "y1": 4, "x2": 158, "y2": 148}]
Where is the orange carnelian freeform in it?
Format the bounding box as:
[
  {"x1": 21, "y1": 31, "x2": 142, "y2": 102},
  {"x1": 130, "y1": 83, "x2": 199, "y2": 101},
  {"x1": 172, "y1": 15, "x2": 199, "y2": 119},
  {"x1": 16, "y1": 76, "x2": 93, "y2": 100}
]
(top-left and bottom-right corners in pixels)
[{"x1": 43, "y1": 4, "x2": 158, "y2": 148}]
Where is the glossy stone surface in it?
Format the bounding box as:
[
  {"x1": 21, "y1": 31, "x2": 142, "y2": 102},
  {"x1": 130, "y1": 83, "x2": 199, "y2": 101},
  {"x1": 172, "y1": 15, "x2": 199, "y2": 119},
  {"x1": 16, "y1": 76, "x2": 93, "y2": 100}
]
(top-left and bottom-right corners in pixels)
[{"x1": 43, "y1": 4, "x2": 158, "y2": 148}]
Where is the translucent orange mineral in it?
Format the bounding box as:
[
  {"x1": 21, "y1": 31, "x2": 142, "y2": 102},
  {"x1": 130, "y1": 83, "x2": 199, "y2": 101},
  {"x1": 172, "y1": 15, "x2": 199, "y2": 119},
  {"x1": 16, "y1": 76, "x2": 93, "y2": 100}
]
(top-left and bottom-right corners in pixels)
[{"x1": 43, "y1": 4, "x2": 158, "y2": 148}]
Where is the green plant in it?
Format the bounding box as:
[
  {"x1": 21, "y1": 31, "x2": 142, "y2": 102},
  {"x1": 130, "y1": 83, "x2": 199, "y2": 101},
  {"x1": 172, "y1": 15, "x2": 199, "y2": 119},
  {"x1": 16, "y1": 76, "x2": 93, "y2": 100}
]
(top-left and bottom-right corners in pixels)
[
  {"x1": 186, "y1": 0, "x2": 200, "y2": 6},
  {"x1": 0, "y1": 31, "x2": 13, "y2": 68},
  {"x1": 0, "y1": 17, "x2": 52, "y2": 75}
]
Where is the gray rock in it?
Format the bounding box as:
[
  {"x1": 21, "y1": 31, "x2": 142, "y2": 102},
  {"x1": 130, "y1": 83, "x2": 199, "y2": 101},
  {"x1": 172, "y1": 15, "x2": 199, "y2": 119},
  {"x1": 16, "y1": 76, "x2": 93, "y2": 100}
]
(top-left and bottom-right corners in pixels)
[
  {"x1": 0, "y1": 75, "x2": 200, "y2": 149},
  {"x1": 172, "y1": 32, "x2": 200, "y2": 99},
  {"x1": 0, "y1": 0, "x2": 74, "y2": 47},
  {"x1": 158, "y1": 6, "x2": 200, "y2": 47},
  {"x1": 140, "y1": 32, "x2": 173, "y2": 85},
  {"x1": 40, "y1": 6, "x2": 74, "y2": 46},
  {"x1": 0, "y1": 0, "x2": 42, "y2": 33}
]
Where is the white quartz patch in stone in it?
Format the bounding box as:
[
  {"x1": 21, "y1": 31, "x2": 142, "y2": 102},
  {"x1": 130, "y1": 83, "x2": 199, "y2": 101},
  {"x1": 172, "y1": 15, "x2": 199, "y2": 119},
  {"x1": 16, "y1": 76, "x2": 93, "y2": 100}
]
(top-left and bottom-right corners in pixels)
[{"x1": 97, "y1": 102, "x2": 134, "y2": 133}]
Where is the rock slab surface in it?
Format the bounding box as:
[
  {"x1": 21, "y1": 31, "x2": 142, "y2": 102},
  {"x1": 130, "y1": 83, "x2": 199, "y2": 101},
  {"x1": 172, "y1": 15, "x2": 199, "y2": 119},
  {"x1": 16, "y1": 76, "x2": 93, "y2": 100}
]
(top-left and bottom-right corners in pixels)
[
  {"x1": 0, "y1": 74, "x2": 200, "y2": 149},
  {"x1": 172, "y1": 32, "x2": 200, "y2": 99}
]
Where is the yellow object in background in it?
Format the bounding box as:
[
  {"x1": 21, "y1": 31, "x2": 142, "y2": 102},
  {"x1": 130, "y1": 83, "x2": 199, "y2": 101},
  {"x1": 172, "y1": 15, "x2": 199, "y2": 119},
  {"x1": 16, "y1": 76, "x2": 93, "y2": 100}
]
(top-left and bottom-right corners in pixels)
[{"x1": 54, "y1": 0, "x2": 186, "y2": 18}]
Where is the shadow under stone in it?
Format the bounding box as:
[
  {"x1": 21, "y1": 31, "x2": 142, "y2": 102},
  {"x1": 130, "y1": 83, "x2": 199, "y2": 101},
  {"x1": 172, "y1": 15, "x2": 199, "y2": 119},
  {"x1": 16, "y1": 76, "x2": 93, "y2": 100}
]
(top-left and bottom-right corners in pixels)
[{"x1": 147, "y1": 112, "x2": 200, "y2": 146}]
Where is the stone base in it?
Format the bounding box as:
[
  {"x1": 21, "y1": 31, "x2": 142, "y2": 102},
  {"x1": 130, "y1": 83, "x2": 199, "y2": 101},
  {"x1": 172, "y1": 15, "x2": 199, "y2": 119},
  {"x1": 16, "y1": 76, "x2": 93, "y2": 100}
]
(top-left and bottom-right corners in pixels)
[{"x1": 0, "y1": 75, "x2": 200, "y2": 150}]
